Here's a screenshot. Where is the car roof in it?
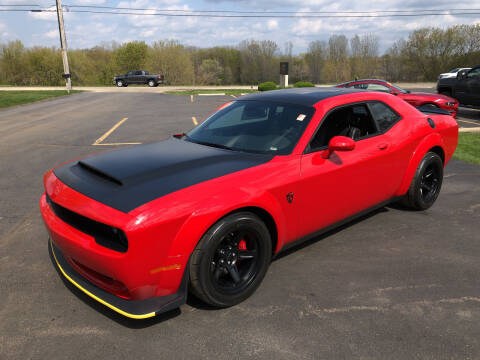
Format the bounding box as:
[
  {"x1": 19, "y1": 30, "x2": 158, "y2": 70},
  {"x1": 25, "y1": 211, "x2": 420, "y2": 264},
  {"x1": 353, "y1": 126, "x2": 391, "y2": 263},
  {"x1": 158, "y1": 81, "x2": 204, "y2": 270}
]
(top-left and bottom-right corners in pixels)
[
  {"x1": 344, "y1": 79, "x2": 388, "y2": 84},
  {"x1": 239, "y1": 87, "x2": 364, "y2": 107}
]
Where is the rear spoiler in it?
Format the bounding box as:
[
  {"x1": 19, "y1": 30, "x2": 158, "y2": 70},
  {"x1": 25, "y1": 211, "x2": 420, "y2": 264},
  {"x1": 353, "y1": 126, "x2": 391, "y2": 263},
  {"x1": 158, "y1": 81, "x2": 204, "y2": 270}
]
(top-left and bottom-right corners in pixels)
[{"x1": 416, "y1": 105, "x2": 451, "y2": 116}]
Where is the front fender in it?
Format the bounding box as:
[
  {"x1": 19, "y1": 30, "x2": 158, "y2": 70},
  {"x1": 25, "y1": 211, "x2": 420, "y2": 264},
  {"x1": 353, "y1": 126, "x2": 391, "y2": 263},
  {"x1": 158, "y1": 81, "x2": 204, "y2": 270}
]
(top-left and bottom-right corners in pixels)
[
  {"x1": 395, "y1": 132, "x2": 445, "y2": 196},
  {"x1": 170, "y1": 188, "x2": 286, "y2": 260}
]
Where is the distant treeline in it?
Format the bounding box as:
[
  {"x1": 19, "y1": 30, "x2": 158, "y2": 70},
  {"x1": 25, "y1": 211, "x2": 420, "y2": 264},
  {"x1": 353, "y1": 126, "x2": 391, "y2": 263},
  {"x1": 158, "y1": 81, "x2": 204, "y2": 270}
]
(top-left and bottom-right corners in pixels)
[{"x1": 1, "y1": 24, "x2": 479, "y2": 86}]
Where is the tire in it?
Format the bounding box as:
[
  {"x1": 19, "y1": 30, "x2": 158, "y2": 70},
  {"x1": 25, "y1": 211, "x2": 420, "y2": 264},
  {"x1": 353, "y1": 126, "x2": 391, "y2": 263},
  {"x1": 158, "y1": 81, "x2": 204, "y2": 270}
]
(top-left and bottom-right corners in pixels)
[
  {"x1": 401, "y1": 152, "x2": 443, "y2": 210},
  {"x1": 116, "y1": 80, "x2": 123, "y2": 87},
  {"x1": 148, "y1": 80, "x2": 156, "y2": 87},
  {"x1": 189, "y1": 212, "x2": 272, "y2": 307}
]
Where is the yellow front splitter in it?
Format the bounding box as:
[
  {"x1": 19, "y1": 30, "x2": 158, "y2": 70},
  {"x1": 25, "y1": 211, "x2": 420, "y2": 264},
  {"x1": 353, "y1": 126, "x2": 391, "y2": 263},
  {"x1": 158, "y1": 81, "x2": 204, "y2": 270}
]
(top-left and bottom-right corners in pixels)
[{"x1": 49, "y1": 239, "x2": 187, "y2": 319}]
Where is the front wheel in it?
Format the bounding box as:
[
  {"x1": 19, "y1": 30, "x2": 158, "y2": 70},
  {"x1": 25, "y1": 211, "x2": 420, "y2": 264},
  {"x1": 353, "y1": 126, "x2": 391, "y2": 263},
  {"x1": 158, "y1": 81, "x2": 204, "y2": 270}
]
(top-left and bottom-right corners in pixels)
[
  {"x1": 189, "y1": 212, "x2": 272, "y2": 307},
  {"x1": 401, "y1": 152, "x2": 443, "y2": 210}
]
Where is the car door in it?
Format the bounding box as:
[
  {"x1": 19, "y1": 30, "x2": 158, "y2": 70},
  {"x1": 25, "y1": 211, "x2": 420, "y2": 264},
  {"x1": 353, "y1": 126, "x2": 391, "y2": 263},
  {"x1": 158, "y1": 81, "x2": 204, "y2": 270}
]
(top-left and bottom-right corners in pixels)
[
  {"x1": 134, "y1": 71, "x2": 144, "y2": 84},
  {"x1": 464, "y1": 67, "x2": 480, "y2": 106},
  {"x1": 298, "y1": 101, "x2": 401, "y2": 238},
  {"x1": 125, "y1": 71, "x2": 135, "y2": 83},
  {"x1": 454, "y1": 69, "x2": 473, "y2": 104}
]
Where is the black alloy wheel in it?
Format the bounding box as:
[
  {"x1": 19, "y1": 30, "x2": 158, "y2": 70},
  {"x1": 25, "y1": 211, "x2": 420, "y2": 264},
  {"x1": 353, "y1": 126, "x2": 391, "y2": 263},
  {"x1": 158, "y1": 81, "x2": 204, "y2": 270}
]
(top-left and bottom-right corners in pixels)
[
  {"x1": 419, "y1": 163, "x2": 441, "y2": 204},
  {"x1": 189, "y1": 212, "x2": 272, "y2": 307},
  {"x1": 401, "y1": 151, "x2": 443, "y2": 210},
  {"x1": 210, "y1": 229, "x2": 261, "y2": 295}
]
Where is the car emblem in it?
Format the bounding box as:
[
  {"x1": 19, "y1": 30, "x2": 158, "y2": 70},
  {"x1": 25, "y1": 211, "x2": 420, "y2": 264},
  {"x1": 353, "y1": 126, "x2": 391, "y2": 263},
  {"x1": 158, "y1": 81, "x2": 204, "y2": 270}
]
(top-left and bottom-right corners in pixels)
[{"x1": 286, "y1": 192, "x2": 294, "y2": 203}]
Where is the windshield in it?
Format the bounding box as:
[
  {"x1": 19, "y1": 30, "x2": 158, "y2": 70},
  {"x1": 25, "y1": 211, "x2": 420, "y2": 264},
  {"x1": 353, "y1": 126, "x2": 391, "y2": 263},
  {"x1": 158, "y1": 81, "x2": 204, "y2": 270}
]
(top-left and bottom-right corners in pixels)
[
  {"x1": 449, "y1": 68, "x2": 459, "y2": 73},
  {"x1": 388, "y1": 82, "x2": 408, "y2": 94},
  {"x1": 185, "y1": 100, "x2": 315, "y2": 155}
]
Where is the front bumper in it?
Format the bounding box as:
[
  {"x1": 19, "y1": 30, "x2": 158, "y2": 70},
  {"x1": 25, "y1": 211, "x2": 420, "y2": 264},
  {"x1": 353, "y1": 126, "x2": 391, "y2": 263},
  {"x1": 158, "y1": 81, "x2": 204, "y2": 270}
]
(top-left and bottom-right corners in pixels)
[{"x1": 49, "y1": 238, "x2": 187, "y2": 319}]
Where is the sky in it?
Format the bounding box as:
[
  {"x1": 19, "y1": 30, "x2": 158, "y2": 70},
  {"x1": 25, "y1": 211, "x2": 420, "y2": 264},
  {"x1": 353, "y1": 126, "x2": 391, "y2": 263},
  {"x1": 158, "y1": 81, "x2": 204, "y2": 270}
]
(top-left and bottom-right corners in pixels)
[{"x1": 0, "y1": 0, "x2": 479, "y2": 54}]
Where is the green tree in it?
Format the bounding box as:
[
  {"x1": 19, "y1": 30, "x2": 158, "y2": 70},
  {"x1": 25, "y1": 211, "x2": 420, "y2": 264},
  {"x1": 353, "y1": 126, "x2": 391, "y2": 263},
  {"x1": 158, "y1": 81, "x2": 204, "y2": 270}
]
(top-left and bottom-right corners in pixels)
[
  {"x1": 197, "y1": 59, "x2": 223, "y2": 85},
  {"x1": 147, "y1": 40, "x2": 194, "y2": 85},
  {"x1": 113, "y1": 41, "x2": 148, "y2": 73}
]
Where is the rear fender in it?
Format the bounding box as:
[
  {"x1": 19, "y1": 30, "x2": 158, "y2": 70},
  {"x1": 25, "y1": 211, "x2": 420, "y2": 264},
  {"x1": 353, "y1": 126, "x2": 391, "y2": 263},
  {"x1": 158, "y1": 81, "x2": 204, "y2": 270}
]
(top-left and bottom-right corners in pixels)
[{"x1": 395, "y1": 132, "x2": 444, "y2": 196}]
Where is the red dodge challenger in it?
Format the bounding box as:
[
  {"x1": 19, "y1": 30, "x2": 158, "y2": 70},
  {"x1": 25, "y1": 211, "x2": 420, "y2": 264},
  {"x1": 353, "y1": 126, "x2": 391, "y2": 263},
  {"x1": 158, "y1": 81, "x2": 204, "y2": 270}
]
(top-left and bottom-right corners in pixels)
[
  {"x1": 40, "y1": 88, "x2": 458, "y2": 319},
  {"x1": 336, "y1": 79, "x2": 459, "y2": 117}
]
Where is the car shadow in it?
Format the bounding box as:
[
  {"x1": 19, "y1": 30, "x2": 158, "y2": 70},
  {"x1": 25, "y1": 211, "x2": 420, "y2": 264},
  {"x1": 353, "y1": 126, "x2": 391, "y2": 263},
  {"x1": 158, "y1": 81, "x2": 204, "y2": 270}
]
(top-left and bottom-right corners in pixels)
[{"x1": 48, "y1": 205, "x2": 393, "y2": 326}]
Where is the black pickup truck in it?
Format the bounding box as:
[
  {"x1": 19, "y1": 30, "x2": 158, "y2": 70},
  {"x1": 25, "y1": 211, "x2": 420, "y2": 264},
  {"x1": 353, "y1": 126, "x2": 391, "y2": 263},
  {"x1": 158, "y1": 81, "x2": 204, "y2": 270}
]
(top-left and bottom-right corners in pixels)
[
  {"x1": 437, "y1": 65, "x2": 480, "y2": 107},
  {"x1": 113, "y1": 70, "x2": 164, "y2": 87}
]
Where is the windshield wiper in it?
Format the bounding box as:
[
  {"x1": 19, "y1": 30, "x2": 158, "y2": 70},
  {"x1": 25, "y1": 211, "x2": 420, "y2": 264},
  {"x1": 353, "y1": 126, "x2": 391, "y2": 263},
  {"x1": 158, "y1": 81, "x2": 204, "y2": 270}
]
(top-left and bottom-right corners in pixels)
[{"x1": 184, "y1": 136, "x2": 234, "y2": 151}]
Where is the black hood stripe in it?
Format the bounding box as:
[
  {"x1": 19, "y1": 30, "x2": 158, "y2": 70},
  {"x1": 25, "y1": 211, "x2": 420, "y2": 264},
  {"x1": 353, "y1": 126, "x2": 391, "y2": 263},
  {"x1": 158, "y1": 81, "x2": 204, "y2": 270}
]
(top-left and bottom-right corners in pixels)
[{"x1": 54, "y1": 138, "x2": 273, "y2": 213}]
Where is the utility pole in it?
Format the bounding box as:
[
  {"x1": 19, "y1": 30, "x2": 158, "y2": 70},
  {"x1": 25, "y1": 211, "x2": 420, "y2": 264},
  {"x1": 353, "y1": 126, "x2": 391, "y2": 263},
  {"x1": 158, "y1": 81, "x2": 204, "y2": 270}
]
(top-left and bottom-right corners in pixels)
[{"x1": 55, "y1": 0, "x2": 71, "y2": 92}]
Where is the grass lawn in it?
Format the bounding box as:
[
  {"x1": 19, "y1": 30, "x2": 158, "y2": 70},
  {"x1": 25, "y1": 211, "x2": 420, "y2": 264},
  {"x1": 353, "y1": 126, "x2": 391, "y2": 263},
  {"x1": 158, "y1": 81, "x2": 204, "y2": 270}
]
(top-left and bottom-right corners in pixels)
[
  {"x1": 0, "y1": 90, "x2": 82, "y2": 109},
  {"x1": 165, "y1": 89, "x2": 257, "y2": 96},
  {"x1": 453, "y1": 132, "x2": 480, "y2": 165}
]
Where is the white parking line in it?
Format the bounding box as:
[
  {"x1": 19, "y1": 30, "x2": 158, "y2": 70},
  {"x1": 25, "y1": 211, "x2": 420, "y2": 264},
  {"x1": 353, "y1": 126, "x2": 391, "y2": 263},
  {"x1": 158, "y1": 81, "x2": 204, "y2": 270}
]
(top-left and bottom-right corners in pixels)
[{"x1": 458, "y1": 119, "x2": 480, "y2": 126}]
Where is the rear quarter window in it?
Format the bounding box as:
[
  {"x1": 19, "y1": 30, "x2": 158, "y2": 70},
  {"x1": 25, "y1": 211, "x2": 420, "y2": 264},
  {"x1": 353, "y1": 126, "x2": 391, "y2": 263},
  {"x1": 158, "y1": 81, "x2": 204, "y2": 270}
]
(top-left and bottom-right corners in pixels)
[{"x1": 368, "y1": 102, "x2": 401, "y2": 132}]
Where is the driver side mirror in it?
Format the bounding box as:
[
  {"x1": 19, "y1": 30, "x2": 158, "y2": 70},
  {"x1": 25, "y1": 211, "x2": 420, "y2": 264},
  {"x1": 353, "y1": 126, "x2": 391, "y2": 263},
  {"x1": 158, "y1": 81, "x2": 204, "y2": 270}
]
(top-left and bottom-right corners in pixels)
[
  {"x1": 389, "y1": 90, "x2": 398, "y2": 96},
  {"x1": 322, "y1": 136, "x2": 356, "y2": 159}
]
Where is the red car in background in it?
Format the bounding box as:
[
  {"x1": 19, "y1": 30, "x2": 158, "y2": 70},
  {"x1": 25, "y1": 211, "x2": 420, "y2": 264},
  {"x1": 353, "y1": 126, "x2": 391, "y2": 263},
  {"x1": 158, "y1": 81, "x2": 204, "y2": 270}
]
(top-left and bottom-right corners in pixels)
[
  {"x1": 41, "y1": 88, "x2": 458, "y2": 319},
  {"x1": 336, "y1": 79, "x2": 459, "y2": 117}
]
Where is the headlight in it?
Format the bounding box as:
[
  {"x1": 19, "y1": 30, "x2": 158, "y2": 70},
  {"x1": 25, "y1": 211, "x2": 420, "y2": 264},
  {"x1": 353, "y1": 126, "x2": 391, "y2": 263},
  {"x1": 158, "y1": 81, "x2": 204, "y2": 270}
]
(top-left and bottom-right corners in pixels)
[{"x1": 444, "y1": 102, "x2": 456, "y2": 106}]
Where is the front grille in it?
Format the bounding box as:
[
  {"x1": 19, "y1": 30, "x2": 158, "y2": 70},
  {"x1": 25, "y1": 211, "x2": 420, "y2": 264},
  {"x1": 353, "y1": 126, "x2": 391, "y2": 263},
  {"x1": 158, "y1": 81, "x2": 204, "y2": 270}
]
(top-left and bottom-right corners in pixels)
[{"x1": 46, "y1": 195, "x2": 128, "y2": 253}]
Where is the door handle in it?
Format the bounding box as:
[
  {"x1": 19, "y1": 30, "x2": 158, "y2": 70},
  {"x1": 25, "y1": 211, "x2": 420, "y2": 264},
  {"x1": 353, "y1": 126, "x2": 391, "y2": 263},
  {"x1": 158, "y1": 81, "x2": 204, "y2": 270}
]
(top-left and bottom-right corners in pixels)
[{"x1": 378, "y1": 143, "x2": 389, "y2": 150}]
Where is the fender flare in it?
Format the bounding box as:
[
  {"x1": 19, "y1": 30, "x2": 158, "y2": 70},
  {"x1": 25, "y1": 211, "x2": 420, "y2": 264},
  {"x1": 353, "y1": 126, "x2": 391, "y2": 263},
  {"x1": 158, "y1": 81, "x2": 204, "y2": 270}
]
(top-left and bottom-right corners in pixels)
[
  {"x1": 395, "y1": 132, "x2": 445, "y2": 196},
  {"x1": 169, "y1": 189, "x2": 285, "y2": 262}
]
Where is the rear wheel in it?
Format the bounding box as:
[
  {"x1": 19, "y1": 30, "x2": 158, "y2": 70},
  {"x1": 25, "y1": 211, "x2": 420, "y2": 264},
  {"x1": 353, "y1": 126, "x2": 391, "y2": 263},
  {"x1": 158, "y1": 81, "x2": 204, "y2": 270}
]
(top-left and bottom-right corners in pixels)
[
  {"x1": 189, "y1": 212, "x2": 272, "y2": 307},
  {"x1": 148, "y1": 80, "x2": 156, "y2": 87},
  {"x1": 402, "y1": 152, "x2": 443, "y2": 210},
  {"x1": 116, "y1": 80, "x2": 123, "y2": 87}
]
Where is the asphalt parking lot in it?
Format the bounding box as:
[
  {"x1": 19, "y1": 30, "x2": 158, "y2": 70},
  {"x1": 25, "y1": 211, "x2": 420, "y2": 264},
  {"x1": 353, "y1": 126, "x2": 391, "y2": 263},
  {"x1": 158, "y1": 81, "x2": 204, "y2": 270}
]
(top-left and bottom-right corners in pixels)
[{"x1": 1, "y1": 91, "x2": 479, "y2": 359}]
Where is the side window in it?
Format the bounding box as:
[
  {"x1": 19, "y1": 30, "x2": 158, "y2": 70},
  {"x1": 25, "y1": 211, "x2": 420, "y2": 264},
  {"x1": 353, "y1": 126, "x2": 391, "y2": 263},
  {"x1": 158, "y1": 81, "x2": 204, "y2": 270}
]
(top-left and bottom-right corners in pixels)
[
  {"x1": 365, "y1": 83, "x2": 391, "y2": 92},
  {"x1": 467, "y1": 68, "x2": 480, "y2": 78},
  {"x1": 127, "y1": 71, "x2": 134, "y2": 76},
  {"x1": 309, "y1": 103, "x2": 379, "y2": 151},
  {"x1": 368, "y1": 102, "x2": 401, "y2": 132},
  {"x1": 135, "y1": 71, "x2": 143, "y2": 75},
  {"x1": 353, "y1": 83, "x2": 368, "y2": 90}
]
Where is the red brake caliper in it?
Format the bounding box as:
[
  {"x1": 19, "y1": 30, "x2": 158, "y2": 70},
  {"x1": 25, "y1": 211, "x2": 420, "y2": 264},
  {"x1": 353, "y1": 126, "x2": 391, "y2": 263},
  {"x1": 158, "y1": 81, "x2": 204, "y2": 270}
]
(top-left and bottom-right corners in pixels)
[{"x1": 238, "y1": 239, "x2": 247, "y2": 250}]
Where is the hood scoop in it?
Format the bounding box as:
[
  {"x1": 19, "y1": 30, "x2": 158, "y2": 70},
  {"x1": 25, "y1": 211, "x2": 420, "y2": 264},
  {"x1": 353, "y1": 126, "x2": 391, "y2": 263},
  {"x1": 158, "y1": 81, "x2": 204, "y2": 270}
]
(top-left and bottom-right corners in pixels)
[{"x1": 78, "y1": 160, "x2": 123, "y2": 186}]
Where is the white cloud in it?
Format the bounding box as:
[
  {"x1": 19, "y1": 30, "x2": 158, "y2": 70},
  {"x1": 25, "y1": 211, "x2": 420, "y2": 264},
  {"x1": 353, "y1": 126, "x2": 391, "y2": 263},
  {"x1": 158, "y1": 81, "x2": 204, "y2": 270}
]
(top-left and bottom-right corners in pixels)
[
  {"x1": 44, "y1": 29, "x2": 58, "y2": 39},
  {"x1": 28, "y1": 6, "x2": 57, "y2": 21},
  {"x1": 70, "y1": 0, "x2": 108, "y2": 4},
  {"x1": 267, "y1": 19, "x2": 279, "y2": 30},
  {"x1": 6, "y1": 0, "x2": 480, "y2": 52}
]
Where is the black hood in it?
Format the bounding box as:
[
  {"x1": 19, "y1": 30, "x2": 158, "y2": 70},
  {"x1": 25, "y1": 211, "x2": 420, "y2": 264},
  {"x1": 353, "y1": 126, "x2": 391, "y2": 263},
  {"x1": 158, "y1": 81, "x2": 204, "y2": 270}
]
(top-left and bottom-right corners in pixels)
[{"x1": 53, "y1": 138, "x2": 273, "y2": 213}]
